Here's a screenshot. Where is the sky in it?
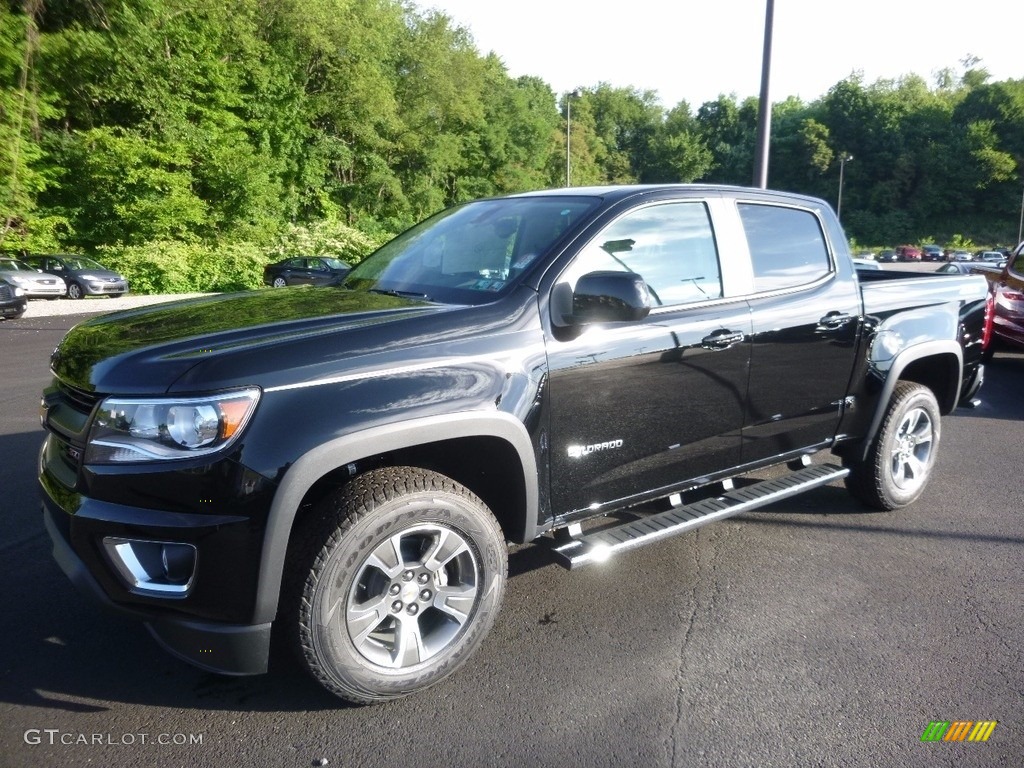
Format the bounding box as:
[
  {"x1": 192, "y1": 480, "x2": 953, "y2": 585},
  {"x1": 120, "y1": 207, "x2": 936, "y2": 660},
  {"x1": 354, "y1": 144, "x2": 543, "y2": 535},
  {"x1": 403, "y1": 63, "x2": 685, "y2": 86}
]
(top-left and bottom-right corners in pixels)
[{"x1": 417, "y1": 0, "x2": 1021, "y2": 108}]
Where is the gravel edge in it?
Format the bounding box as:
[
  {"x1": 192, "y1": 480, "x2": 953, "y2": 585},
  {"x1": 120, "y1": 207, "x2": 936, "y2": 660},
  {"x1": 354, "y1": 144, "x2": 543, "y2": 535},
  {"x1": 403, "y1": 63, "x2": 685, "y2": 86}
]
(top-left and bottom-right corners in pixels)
[{"x1": 22, "y1": 293, "x2": 215, "y2": 318}]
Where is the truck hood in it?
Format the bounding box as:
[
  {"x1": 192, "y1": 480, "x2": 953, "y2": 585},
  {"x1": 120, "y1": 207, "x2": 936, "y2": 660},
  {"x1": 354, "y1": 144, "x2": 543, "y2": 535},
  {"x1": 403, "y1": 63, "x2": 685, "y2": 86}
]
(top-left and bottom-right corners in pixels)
[{"x1": 51, "y1": 287, "x2": 447, "y2": 394}]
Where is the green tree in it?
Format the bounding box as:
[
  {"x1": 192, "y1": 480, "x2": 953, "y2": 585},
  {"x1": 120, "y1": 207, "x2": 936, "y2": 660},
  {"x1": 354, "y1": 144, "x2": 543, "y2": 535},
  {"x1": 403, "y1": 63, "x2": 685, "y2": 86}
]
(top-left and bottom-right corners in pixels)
[
  {"x1": 0, "y1": 2, "x2": 55, "y2": 248},
  {"x1": 696, "y1": 94, "x2": 758, "y2": 184},
  {"x1": 586, "y1": 83, "x2": 663, "y2": 183},
  {"x1": 643, "y1": 101, "x2": 712, "y2": 183}
]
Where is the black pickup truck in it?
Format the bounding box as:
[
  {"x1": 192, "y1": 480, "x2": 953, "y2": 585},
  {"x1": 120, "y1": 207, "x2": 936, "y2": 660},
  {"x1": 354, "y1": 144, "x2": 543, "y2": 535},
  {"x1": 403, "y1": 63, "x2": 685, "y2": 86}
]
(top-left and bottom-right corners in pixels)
[{"x1": 39, "y1": 185, "x2": 990, "y2": 704}]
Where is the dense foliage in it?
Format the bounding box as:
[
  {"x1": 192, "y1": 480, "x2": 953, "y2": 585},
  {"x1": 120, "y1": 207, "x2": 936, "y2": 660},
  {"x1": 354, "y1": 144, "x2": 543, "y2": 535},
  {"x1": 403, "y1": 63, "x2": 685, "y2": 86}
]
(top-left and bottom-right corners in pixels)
[{"x1": 2, "y1": 1, "x2": 1022, "y2": 292}]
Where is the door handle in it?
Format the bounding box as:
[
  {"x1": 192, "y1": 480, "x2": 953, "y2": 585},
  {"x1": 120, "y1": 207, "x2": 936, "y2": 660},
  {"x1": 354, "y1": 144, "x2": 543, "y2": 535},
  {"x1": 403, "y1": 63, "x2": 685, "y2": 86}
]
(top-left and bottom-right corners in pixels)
[
  {"x1": 818, "y1": 312, "x2": 854, "y2": 329},
  {"x1": 701, "y1": 330, "x2": 745, "y2": 350}
]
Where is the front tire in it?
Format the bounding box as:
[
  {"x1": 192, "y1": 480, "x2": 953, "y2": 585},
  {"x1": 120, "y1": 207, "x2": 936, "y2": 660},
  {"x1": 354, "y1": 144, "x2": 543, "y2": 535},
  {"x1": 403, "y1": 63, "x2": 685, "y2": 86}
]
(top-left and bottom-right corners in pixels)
[
  {"x1": 272, "y1": 276, "x2": 287, "y2": 288},
  {"x1": 67, "y1": 282, "x2": 84, "y2": 300},
  {"x1": 844, "y1": 381, "x2": 941, "y2": 510},
  {"x1": 287, "y1": 467, "x2": 507, "y2": 704}
]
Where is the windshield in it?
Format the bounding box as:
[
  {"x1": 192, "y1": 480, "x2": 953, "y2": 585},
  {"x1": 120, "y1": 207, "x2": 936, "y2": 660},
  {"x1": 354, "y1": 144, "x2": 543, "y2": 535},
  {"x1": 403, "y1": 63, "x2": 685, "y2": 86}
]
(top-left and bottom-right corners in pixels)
[
  {"x1": 344, "y1": 196, "x2": 599, "y2": 304},
  {"x1": 0, "y1": 258, "x2": 33, "y2": 272},
  {"x1": 62, "y1": 257, "x2": 105, "y2": 270}
]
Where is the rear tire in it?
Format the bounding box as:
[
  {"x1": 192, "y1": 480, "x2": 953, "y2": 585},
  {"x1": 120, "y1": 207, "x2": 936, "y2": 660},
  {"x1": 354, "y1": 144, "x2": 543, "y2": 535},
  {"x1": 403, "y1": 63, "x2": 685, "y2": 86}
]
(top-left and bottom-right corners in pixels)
[
  {"x1": 286, "y1": 467, "x2": 507, "y2": 704},
  {"x1": 844, "y1": 382, "x2": 941, "y2": 510}
]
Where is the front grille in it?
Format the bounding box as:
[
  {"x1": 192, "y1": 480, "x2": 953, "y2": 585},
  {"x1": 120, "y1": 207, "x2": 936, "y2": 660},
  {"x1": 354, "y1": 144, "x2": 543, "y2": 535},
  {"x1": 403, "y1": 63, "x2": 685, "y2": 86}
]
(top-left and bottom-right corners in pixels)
[
  {"x1": 58, "y1": 381, "x2": 102, "y2": 413},
  {"x1": 0, "y1": 283, "x2": 13, "y2": 300}
]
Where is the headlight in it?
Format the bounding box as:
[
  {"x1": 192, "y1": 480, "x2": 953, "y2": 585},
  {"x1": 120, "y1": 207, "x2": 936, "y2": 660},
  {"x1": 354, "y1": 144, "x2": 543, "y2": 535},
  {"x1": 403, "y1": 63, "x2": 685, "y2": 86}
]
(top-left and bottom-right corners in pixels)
[
  {"x1": 80, "y1": 274, "x2": 98, "y2": 281},
  {"x1": 85, "y1": 388, "x2": 260, "y2": 463},
  {"x1": 13, "y1": 286, "x2": 25, "y2": 297}
]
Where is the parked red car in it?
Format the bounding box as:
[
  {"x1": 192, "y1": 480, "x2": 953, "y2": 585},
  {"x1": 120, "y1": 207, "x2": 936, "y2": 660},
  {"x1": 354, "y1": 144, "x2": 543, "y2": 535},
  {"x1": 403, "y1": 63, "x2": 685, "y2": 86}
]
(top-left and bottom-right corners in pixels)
[
  {"x1": 896, "y1": 245, "x2": 922, "y2": 261},
  {"x1": 978, "y1": 243, "x2": 1024, "y2": 360}
]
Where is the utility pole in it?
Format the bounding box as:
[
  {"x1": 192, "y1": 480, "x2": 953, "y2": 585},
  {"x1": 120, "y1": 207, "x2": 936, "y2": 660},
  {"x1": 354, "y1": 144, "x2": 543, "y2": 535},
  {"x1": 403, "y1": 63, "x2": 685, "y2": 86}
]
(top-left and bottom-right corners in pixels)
[
  {"x1": 752, "y1": 0, "x2": 774, "y2": 188},
  {"x1": 566, "y1": 89, "x2": 581, "y2": 187},
  {"x1": 837, "y1": 155, "x2": 852, "y2": 222}
]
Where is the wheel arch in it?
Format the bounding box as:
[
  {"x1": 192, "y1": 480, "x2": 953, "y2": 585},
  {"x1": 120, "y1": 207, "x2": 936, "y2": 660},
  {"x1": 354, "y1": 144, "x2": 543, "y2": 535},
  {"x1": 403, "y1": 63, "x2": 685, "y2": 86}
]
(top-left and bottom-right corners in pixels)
[
  {"x1": 252, "y1": 411, "x2": 539, "y2": 624},
  {"x1": 854, "y1": 340, "x2": 962, "y2": 463}
]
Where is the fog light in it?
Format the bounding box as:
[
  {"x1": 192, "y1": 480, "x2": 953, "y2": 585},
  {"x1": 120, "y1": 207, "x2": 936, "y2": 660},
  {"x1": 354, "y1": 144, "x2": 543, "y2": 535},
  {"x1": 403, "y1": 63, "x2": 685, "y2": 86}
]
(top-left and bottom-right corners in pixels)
[
  {"x1": 161, "y1": 543, "x2": 195, "y2": 582},
  {"x1": 102, "y1": 538, "x2": 197, "y2": 597}
]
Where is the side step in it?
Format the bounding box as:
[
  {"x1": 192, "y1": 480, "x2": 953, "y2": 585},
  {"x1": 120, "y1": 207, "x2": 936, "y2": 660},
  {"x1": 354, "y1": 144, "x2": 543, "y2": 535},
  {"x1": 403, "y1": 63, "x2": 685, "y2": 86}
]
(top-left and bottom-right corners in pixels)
[{"x1": 551, "y1": 463, "x2": 849, "y2": 569}]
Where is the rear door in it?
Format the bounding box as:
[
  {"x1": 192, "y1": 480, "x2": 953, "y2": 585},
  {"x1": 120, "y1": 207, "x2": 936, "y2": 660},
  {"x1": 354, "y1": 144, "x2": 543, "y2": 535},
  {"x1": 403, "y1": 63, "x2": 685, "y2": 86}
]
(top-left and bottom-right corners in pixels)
[
  {"x1": 544, "y1": 196, "x2": 752, "y2": 518},
  {"x1": 290, "y1": 258, "x2": 319, "y2": 285},
  {"x1": 735, "y1": 201, "x2": 862, "y2": 463}
]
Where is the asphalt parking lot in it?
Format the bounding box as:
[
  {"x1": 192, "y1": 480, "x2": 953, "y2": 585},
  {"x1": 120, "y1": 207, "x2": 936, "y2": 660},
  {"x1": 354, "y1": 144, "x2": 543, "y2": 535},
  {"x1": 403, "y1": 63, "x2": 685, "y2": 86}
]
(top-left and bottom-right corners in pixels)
[{"x1": 1, "y1": 273, "x2": 1021, "y2": 767}]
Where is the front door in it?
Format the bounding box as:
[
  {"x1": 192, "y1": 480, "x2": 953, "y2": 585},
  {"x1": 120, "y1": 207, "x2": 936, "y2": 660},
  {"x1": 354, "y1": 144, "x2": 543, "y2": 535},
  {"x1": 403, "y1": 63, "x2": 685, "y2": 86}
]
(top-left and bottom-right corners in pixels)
[{"x1": 544, "y1": 199, "x2": 752, "y2": 519}]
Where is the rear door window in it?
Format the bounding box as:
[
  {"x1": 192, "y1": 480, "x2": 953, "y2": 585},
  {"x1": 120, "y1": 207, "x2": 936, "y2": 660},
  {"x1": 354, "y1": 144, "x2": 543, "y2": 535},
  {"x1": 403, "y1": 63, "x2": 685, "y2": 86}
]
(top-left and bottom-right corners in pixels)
[{"x1": 738, "y1": 203, "x2": 832, "y2": 292}]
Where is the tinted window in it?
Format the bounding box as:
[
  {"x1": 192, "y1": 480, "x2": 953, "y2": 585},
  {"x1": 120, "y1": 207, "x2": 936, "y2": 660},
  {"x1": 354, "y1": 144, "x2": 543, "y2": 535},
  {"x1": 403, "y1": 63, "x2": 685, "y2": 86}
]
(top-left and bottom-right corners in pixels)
[
  {"x1": 738, "y1": 204, "x2": 831, "y2": 292},
  {"x1": 568, "y1": 201, "x2": 722, "y2": 307}
]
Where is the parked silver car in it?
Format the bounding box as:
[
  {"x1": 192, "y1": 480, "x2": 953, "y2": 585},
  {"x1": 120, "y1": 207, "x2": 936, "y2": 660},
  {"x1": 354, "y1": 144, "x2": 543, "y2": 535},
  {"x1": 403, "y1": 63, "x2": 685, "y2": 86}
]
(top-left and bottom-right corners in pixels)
[
  {"x1": 977, "y1": 251, "x2": 1008, "y2": 268},
  {"x1": 21, "y1": 254, "x2": 129, "y2": 299},
  {"x1": 0, "y1": 256, "x2": 66, "y2": 299}
]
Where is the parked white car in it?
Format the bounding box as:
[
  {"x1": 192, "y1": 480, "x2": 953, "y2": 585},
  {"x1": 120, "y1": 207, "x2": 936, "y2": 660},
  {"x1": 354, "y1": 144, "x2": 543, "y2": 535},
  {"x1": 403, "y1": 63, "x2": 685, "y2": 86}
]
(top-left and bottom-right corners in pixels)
[{"x1": 0, "y1": 256, "x2": 66, "y2": 299}]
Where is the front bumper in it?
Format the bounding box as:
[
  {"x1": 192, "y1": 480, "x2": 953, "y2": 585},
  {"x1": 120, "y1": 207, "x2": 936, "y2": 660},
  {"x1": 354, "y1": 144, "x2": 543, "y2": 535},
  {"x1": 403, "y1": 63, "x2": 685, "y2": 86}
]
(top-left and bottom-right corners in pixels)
[
  {"x1": 81, "y1": 279, "x2": 129, "y2": 296},
  {"x1": 1, "y1": 298, "x2": 26, "y2": 317},
  {"x1": 43, "y1": 501, "x2": 271, "y2": 675},
  {"x1": 24, "y1": 286, "x2": 66, "y2": 298}
]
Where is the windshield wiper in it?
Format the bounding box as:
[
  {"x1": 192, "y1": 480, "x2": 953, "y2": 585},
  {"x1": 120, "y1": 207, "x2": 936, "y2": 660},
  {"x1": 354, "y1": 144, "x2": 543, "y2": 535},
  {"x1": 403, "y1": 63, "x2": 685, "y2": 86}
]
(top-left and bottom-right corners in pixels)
[{"x1": 368, "y1": 288, "x2": 432, "y2": 301}]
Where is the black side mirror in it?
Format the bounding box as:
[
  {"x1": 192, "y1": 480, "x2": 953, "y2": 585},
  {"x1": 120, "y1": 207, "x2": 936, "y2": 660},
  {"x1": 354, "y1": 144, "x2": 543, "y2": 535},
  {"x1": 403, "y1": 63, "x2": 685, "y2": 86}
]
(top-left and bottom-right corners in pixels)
[{"x1": 568, "y1": 270, "x2": 651, "y2": 325}]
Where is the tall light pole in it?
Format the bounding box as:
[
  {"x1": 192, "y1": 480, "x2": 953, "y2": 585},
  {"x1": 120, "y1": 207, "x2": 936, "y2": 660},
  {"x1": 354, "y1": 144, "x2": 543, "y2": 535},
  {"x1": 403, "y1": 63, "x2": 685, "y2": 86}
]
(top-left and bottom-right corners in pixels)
[
  {"x1": 566, "y1": 88, "x2": 581, "y2": 187},
  {"x1": 837, "y1": 154, "x2": 853, "y2": 222},
  {"x1": 752, "y1": 0, "x2": 775, "y2": 188}
]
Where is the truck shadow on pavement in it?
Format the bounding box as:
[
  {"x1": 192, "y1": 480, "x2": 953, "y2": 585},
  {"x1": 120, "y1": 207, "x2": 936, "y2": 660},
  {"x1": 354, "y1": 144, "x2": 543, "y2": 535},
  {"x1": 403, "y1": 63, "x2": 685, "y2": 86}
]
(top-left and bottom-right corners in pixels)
[{"x1": 956, "y1": 352, "x2": 1024, "y2": 421}]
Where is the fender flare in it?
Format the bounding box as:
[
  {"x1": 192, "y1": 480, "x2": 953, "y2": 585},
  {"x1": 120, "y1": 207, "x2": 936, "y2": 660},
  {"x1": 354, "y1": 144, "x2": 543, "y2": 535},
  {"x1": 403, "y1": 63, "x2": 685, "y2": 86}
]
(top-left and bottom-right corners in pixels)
[
  {"x1": 251, "y1": 411, "x2": 539, "y2": 623},
  {"x1": 856, "y1": 339, "x2": 962, "y2": 462}
]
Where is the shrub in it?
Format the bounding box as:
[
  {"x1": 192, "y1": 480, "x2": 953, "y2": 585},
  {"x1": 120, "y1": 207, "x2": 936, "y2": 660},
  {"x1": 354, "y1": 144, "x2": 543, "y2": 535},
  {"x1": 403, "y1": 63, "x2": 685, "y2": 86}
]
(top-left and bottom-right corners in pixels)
[
  {"x1": 98, "y1": 240, "x2": 266, "y2": 295},
  {"x1": 267, "y1": 219, "x2": 384, "y2": 265},
  {"x1": 94, "y1": 218, "x2": 387, "y2": 295}
]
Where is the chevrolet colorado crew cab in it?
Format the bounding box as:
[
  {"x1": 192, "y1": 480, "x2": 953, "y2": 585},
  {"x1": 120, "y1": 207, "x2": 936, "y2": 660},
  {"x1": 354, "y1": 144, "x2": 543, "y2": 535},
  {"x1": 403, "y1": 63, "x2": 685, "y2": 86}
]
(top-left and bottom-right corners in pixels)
[{"x1": 39, "y1": 185, "x2": 990, "y2": 704}]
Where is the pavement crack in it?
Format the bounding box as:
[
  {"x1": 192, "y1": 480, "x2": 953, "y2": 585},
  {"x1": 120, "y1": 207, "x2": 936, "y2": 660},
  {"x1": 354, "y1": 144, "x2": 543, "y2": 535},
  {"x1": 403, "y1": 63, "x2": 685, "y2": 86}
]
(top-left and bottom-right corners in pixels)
[{"x1": 668, "y1": 528, "x2": 711, "y2": 767}]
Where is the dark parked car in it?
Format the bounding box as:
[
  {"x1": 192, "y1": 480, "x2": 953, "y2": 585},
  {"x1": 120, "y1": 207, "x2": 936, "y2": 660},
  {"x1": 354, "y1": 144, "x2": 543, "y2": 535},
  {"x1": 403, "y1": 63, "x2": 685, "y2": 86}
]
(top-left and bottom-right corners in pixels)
[
  {"x1": 877, "y1": 249, "x2": 897, "y2": 263},
  {"x1": 263, "y1": 256, "x2": 351, "y2": 287},
  {"x1": 22, "y1": 254, "x2": 129, "y2": 299},
  {"x1": 0, "y1": 278, "x2": 27, "y2": 319},
  {"x1": 921, "y1": 244, "x2": 944, "y2": 261}
]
